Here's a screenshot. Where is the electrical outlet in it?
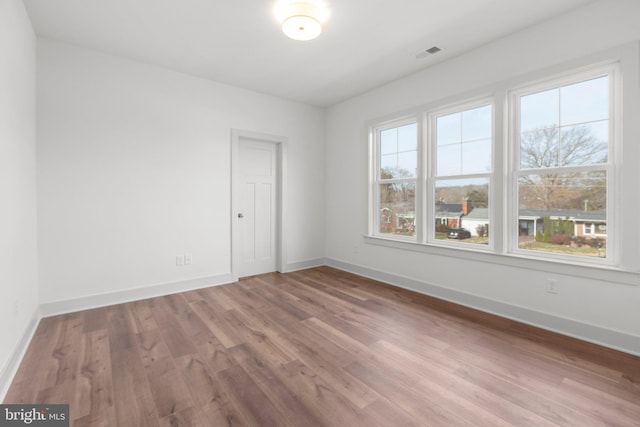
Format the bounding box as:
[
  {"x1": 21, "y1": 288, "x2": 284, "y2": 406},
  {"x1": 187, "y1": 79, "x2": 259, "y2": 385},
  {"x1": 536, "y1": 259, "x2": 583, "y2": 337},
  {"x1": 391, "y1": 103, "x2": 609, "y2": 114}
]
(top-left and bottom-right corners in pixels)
[
  {"x1": 546, "y1": 278, "x2": 558, "y2": 294},
  {"x1": 184, "y1": 254, "x2": 192, "y2": 265},
  {"x1": 176, "y1": 255, "x2": 185, "y2": 266}
]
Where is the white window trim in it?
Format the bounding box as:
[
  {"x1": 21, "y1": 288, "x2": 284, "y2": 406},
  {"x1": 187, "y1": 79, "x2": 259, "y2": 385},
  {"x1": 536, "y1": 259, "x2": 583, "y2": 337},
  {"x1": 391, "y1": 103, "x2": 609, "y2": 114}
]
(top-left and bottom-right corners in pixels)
[
  {"x1": 507, "y1": 63, "x2": 619, "y2": 267},
  {"x1": 362, "y1": 234, "x2": 637, "y2": 285},
  {"x1": 365, "y1": 46, "x2": 637, "y2": 283},
  {"x1": 369, "y1": 115, "x2": 420, "y2": 241},
  {"x1": 427, "y1": 98, "x2": 495, "y2": 251}
]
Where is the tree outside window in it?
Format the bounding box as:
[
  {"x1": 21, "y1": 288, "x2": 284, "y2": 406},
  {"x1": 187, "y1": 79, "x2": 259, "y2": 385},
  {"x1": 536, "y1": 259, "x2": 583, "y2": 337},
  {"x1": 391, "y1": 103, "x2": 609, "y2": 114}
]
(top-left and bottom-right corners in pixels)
[{"x1": 516, "y1": 75, "x2": 610, "y2": 258}]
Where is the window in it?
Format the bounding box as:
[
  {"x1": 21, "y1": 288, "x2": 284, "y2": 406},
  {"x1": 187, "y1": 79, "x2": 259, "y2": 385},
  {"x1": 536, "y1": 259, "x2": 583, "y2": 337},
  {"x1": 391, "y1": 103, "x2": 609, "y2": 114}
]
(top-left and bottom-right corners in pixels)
[
  {"x1": 513, "y1": 71, "x2": 612, "y2": 260},
  {"x1": 432, "y1": 103, "x2": 492, "y2": 246},
  {"x1": 372, "y1": 120, "x2": 418, "y2": 238},
  {"x1": 368, "y1": 62, "x2": 619, "y2": 268}
]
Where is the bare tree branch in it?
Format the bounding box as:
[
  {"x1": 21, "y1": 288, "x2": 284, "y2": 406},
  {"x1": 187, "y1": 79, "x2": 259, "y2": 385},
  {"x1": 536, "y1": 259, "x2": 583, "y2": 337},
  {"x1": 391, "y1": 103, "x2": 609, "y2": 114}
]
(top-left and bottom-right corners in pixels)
[{"x1": 519, "y1": 126, "x2": 607, "y2": 210}]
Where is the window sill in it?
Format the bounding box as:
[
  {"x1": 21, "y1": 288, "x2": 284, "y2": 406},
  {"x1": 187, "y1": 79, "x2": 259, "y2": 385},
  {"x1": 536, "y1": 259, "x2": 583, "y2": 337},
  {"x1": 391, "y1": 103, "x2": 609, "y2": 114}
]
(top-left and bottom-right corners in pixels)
[{"x1": 363, "y1": 235, "x2": 639, "y2": 286}]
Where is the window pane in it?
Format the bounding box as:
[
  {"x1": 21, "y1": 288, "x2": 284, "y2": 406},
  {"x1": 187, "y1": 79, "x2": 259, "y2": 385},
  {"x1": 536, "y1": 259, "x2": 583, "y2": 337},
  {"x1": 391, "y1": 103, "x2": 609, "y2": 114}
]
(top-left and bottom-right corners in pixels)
[
  {"x1": 462, "y1": 105, "x2": 492, "y2": 141},
  {"x1": 379, "y1": 182, "x2": 416, "y2": 237},
  {"x1": 520, "y1": 128, "x2": 560, "y2": 168},
  {"x1": 398, "y1": 151, "x2": 417, "y2": 177},
  {"x1": 437, "y1": 144, "x2": 461, "y2": 176},
  {"x1": 520, "y1": 88, "x2": 559, "y2": 132},
  {"x1": 561, "y1": 76, "x2": 608, "y2": 126},
  {"x1": 521, "y1": 120, "x2": 608, "y2": 169},
  {"x1": 398, "y1": 123, "x2": 417, "y2": 151},
  {"x1": 520, "y1": 77, "x2": 609, "y2": 169},
  {"x1": 380, "y1": 128, "x2": 397, "y2": 155},
  {"x1": 559, "y1": 121, "x2": 608, "y2": 166},
  {"x1": 518, "y1": 171, "x2": 606, "y2": 258},
  {"x1": 462, "y1": 139, "x2": 492, "y2": 174},
  {"x1": 379, "y1": 123, "x2": 417, "y2": 179},
  {"x1": 380, "y1": 154, "x2": 397, "y2": 177},
  {"x1": 435, "y1": 178, "x2": 489, "y2": 245},
  {"x1": 437, "y1": 104, "x2": 492, "y2": 177},
  {"x1": 437, "y1": 113, "x2": 461, "y2": 146}
]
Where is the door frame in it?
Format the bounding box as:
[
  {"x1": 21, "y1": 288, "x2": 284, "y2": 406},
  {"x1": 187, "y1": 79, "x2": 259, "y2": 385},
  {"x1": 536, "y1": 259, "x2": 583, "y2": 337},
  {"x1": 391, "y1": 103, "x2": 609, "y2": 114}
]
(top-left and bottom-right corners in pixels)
[{"x1": 230, "y1": 129, "x2": 287, "y2": 282}]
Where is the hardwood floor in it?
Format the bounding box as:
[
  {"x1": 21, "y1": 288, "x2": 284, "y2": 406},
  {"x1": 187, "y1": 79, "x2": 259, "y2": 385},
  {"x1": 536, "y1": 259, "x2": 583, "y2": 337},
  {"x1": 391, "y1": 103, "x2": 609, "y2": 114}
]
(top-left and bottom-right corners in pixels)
[{"x1": 4, "y1": 266, "x2": 640, "y2": 426}]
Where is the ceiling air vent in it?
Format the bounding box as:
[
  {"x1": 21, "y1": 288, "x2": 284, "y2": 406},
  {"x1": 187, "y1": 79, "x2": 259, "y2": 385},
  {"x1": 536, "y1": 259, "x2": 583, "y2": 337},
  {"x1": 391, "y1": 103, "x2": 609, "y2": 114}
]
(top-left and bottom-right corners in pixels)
[{"x1": 416, "y1": 46, "x2": 442, "y2": 59}]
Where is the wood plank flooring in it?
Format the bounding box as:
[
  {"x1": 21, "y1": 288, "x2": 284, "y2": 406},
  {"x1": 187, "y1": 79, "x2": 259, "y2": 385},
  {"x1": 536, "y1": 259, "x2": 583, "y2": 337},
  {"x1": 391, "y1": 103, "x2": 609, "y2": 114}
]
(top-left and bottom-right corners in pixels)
[{"x1": 4, "y1": 266, "x2": 640, "y2": 426}]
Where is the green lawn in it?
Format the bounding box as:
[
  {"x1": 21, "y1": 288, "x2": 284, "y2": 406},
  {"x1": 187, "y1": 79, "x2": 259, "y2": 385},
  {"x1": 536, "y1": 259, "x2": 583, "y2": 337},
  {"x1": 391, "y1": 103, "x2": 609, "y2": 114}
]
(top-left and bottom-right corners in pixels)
[
  {"x1": 392, "y1": 231, "x2": 604, "y2": 256},
  {"x1": 519, "y1": 240, "x2": 606, "y2": 257},
  {"x1": 392, "y1": 231, "x2": 604, "y2": 255}
]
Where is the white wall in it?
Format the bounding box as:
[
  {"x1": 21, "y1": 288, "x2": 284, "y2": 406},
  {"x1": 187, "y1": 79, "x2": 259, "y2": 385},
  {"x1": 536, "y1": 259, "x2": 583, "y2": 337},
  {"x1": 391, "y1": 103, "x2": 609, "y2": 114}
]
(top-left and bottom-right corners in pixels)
[
  {"x1": 0, "y1": 0, "x2": 39, "y2": 395},
  {"x1": 325, "y1": 0, "x2": 640, "y2": 354},
  {"x1": 37, "y1": 39, "x2": 325, "y2": 309}
]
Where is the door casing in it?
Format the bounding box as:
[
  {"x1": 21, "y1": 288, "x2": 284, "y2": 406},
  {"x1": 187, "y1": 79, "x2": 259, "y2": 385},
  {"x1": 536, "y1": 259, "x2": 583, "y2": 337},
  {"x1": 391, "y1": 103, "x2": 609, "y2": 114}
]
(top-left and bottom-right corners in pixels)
[{"x1": 231, "y1": 129, "x2": 287, "y2": 281}]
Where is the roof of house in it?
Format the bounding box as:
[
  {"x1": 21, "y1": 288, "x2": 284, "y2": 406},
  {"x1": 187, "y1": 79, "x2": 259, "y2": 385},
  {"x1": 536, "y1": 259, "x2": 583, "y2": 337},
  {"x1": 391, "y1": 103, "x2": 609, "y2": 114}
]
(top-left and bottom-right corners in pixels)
[
  {"x1": 435, "y1": 204, "x2": 463, "y2": 216},
  {"x1": 464, "y1": 208, "x2": 489, "y2": 221},
  {"x1": 518, "y1": 209, "x2": 606, "y2": 221},
  {"x1": 410, "y1": 203, "x2": 604, "y2": 222}
]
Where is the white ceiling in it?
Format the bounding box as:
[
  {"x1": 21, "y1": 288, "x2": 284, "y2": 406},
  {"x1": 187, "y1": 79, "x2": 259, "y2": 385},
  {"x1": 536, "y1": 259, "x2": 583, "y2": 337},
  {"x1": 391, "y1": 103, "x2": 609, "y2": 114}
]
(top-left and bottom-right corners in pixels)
[{"x1": 23, "y1": 0, "x2": 597, "y2": 106}]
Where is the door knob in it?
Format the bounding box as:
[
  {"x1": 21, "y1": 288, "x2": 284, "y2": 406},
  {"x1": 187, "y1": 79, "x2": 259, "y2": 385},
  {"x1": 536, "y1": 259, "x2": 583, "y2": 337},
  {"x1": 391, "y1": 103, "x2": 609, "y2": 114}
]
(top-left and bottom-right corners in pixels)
[{"x1": 238, "y1": 213, "x2": 244, "y2": 218}]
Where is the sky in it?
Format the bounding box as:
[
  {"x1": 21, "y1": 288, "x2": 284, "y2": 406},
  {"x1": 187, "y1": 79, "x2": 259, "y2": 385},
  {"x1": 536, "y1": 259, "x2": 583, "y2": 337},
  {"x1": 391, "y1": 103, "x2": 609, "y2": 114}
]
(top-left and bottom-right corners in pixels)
[{"x1": 380, "y1": 75, "x2": 609, "y2": 186}]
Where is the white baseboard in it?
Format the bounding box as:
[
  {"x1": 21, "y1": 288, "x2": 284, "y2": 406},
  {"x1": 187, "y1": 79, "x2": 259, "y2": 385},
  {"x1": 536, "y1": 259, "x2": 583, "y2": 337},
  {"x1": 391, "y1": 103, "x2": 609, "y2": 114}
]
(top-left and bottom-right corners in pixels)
[
  {"x1": 40, "y1": 273, "x2": 233, "y2": 317},
  {"x1": 0, "y1": 307, "x2": 40, "y2": 402},
  {"x1": 325, "y1": 258, "x2": 640, "y2": 357},
  {"x1": 3, "y1": 274, "x2": 233, "y2": 400},
  {"x1": 285, "y1": 257, "x2": 327, "y2": 273}
]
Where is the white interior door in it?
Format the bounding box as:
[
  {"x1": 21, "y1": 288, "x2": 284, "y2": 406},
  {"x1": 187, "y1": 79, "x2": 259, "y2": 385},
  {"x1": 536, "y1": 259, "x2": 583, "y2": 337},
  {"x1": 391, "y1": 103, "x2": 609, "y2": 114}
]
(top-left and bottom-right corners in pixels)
[{"x1": 237, "y1": 139, "x2": 278, "y2": 277}]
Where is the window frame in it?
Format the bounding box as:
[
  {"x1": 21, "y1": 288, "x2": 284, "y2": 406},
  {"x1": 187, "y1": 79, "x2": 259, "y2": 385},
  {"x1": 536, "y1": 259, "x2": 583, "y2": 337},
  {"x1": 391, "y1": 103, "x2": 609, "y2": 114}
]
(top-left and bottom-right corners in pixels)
[
  {"x1": 369, "y1": 115, "x2": 421, "y2": 241},
  {"x1": 507, "y1": 64, "x2": 619, "y2": 266},
  {"x1": 427, "y1": 98, "x2": 495, "y2": 250},
  {"x1": 366, "y1": 59, "x2": 627, "y2": 276}
]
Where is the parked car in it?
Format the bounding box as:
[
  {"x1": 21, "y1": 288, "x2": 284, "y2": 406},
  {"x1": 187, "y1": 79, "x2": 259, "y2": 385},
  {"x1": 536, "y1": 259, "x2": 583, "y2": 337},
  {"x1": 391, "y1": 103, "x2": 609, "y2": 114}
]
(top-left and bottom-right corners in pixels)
[{"x1": 447, "y1": 228, "x2": 471, "y2": 239}]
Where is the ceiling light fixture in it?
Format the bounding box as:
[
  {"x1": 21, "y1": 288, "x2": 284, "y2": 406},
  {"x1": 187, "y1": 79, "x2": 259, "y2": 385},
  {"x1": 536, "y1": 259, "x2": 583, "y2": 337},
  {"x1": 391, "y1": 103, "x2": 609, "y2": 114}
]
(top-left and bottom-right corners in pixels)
[{"x1": 275, "y1": 1, "x2": 328, "y2": 41}]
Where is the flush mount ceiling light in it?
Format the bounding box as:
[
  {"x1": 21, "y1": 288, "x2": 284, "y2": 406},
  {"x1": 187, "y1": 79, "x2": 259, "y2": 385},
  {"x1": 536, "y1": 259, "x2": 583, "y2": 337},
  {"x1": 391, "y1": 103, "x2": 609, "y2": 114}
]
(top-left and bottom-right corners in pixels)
[{"x1": 275, "y1": 1, "x2": 328, "y2": 41}]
